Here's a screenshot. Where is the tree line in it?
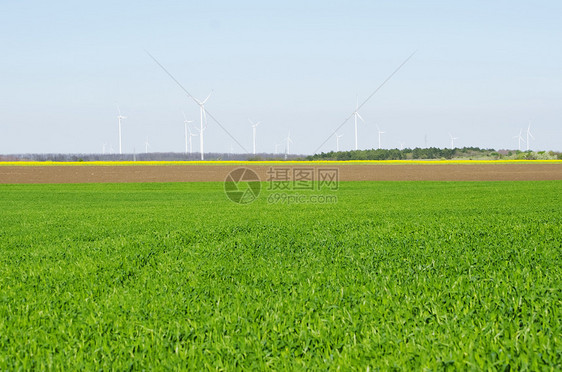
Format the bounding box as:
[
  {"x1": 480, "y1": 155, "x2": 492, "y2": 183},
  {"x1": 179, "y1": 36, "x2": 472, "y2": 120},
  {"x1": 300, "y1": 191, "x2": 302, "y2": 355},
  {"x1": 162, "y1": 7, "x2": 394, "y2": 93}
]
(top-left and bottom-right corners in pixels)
[{"x1": 306, "y1": 147, "x2": 562, "y2": 161}]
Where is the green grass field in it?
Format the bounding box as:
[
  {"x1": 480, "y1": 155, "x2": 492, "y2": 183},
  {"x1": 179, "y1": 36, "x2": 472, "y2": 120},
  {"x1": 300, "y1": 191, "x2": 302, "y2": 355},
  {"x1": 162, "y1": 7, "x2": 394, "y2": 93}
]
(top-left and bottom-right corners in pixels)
[{"x1": 1, "y1": 181, "x2": 561, "y2": 369}]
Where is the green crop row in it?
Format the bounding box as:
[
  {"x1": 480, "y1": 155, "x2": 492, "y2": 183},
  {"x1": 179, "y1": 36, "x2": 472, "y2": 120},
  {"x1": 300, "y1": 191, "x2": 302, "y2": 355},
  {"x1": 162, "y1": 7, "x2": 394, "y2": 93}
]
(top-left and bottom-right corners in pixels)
[{"x1": 0, "y1": 181, "x2": 560, "y2": 370}]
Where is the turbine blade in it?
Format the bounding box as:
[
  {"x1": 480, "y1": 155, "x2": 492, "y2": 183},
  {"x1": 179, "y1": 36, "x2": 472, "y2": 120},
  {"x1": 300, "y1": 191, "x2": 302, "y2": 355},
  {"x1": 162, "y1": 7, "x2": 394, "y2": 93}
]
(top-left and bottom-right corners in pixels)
[
  {"x1": 202, "y1": 91, "x2": 213, "y2": 104},
  {"x1": 313, "y1": 51, "x2": 416, "y2": 153},
  {"x1": 146, "y1": 51, "x2": 250, "y2": 153}
]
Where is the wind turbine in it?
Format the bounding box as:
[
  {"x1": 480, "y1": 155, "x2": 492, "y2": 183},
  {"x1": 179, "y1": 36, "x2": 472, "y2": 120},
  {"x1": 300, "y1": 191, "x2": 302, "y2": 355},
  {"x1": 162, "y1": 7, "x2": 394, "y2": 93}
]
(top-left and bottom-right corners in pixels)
[
  {"x1": 526, "y1": 123, "x2": 534, "y2": 151},
  {"x1": 513, "y1": 129, "x2": 525, "y2": 151},
  {"x1": 182, "y1": 112, "x2": 193, "y2": 155},
  {"x1": 194, "y1": 91, "x2": 212, "y2": 160},
  {"x1": 285, "y1": 132, "x2": 293, "y2": 160},
  {"x1": 274, "y1": 143, "x2": 281, "y2": 154},
  {"x1": 313, "y1": 51, "x2": 416, "y2": 154},
  {"x1": 250, "y1": 119, "x2": 261, "y2": 155},
  {"x1": 352, "y1": 96, "x2": 365, "y2": 150},
  {"x1": 116, "y1": 105, "x2": 126, "y2": 155},
  {"x1": 145, "y1": 137, "x2": 151, "y2": 154},
  {"x1": 376, "y1": 125, "x2": 385, "y2": 150},
  {"x1": 335, "y1": 133, "x2": 343, "y2": 152},
  {"x1": 102, "y1": 143, "x2": 107, "y2": 154},
  {"x1": 449, "y1": 133, "x2": 459, "y2": 150}
]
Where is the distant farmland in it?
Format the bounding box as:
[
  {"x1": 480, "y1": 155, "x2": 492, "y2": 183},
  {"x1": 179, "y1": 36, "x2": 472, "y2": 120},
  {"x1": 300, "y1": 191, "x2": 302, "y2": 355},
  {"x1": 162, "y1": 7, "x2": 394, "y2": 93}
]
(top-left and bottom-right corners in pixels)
[
  {"x1": 1, "y1": 159, "x2": 562, "y2": 183},
  {"x1": 1, "y1": 179, "x2": 560, "y2": 369}
]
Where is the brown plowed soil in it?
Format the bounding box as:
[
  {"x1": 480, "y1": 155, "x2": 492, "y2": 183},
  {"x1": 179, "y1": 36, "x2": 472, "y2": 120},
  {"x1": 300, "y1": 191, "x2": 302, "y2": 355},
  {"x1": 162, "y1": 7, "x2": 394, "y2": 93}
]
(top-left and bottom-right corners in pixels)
[{"x1": 1, "y1": 163, "x2": 561, "y2": 184}]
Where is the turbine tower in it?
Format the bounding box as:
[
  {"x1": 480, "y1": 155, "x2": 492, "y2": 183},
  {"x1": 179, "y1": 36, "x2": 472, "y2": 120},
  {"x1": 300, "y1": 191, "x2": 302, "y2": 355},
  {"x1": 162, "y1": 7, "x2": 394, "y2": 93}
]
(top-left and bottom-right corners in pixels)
[
  {"x1": 376, "y1": 125, "x2": 385, "y2": 150},
  {"x1": 250, "y1": 119, "x2": 261, "y2": 155},
  {"x1": 513, "y1": 129, "x2": 525, "y2": 151},
  {"x1": 285, "y1": 132, "x2": 293, "y2": 160},
  {"x1": 182, "y1": 112, "x2": 193, "y2": 155},
  {"x1": 449, "y1": 133, "x2": 459, "y2": 150},
  {"x1": 116, "y1": 106, "x2": 126, "y2": 155},
  {"x1": 526, "y1": 123, "x2": 534, "y2": 151},
  {"x1": 145, "y1": 137, "x2": 150, "y2": 154},
  {"x1": 195, "y1": 92, "x2": 212, "y2": 160},
  {"x1": 188, "y1": 126, "x2": 197, "y2": 155},
  {"x1": 335, "y1": 133, "x2": 343, "y2": 152},
  {"x1": 352, "y1": 96, "x2": 364, "y2": 150}
]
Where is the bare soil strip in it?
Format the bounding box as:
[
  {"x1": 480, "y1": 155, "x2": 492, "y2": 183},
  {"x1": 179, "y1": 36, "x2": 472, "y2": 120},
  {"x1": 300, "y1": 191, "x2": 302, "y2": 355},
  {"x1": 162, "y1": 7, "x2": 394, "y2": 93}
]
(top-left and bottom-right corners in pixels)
[{"x1": 1, "y1": 163, "x2": 561, "y2": 184}]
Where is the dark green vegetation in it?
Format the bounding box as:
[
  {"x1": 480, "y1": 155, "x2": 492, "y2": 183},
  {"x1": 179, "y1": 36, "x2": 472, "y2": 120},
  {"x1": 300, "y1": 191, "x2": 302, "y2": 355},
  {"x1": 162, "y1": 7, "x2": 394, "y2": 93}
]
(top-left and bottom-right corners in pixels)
[
  {"x1": 307, "y1": 147, "x2": 562, "y2": 161},
  {"x1": 5, "y1": 147, "x2": 562, "y2": 162},
  {"x1": 1, "y1": 181, "x2": 561, "y2": 369}
]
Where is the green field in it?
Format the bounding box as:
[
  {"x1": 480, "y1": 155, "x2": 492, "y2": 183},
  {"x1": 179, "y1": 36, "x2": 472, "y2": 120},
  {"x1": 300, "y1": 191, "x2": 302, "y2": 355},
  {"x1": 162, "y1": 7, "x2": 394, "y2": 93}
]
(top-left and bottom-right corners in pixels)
[{"x1": 1, "y1": 181, "x2": 561, "y2": 369}]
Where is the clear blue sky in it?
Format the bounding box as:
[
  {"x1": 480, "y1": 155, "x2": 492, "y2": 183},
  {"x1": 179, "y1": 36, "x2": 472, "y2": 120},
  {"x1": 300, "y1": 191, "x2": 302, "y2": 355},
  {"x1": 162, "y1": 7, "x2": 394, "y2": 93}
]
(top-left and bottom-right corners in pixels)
[{"x1": 1, "y1": 0, "x2": 561, "y2": 154}]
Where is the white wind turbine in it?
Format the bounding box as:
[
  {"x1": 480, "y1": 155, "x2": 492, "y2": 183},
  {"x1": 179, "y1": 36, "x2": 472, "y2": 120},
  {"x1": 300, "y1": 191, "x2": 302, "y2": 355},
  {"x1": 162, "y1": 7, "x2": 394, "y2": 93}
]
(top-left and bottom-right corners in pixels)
[
  {"x1": 182, "y1": 112, "x2": 193, "y2": 155},
  {"x1": 449, "y1": 133, "x2": 459, "y2": 150},
  {"x1": 513, "y1": 129, "x2": 525, "y2": 151},
  {"x1": 376, "y1": 125, "x2": 385, "y2": 150},
  {"x1": 352, "y1": 96, "x2": 365, "y2": 150},
  {"x1": 250, "y1": 119, "x2": 261, "y2": 155},
  {"x1": 116, "y1": 105, "x2": 126, "y2": 155},
  {"x1": 285, "y1": 132, "x2": 293, "y2": 160},
  {"x1": 335, "y1": 133, "x2": 343, "y2": 152},
  {"x1": 526, "y1": 123, "x2": 534, "y2": 151},
  {"x1": 145, "y1": 137, "x2": 151, "y2": 154},
  {"x1": 195, "y1": 92, "x2": 213, "y2": 160}
]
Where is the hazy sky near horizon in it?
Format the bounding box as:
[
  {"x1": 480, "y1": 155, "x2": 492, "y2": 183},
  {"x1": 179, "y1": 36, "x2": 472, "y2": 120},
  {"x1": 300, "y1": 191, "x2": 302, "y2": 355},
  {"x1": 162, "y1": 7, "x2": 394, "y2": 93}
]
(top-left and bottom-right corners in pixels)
[{"x1": 1, "y1": 0, "x2": 561, "y2": 154}]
